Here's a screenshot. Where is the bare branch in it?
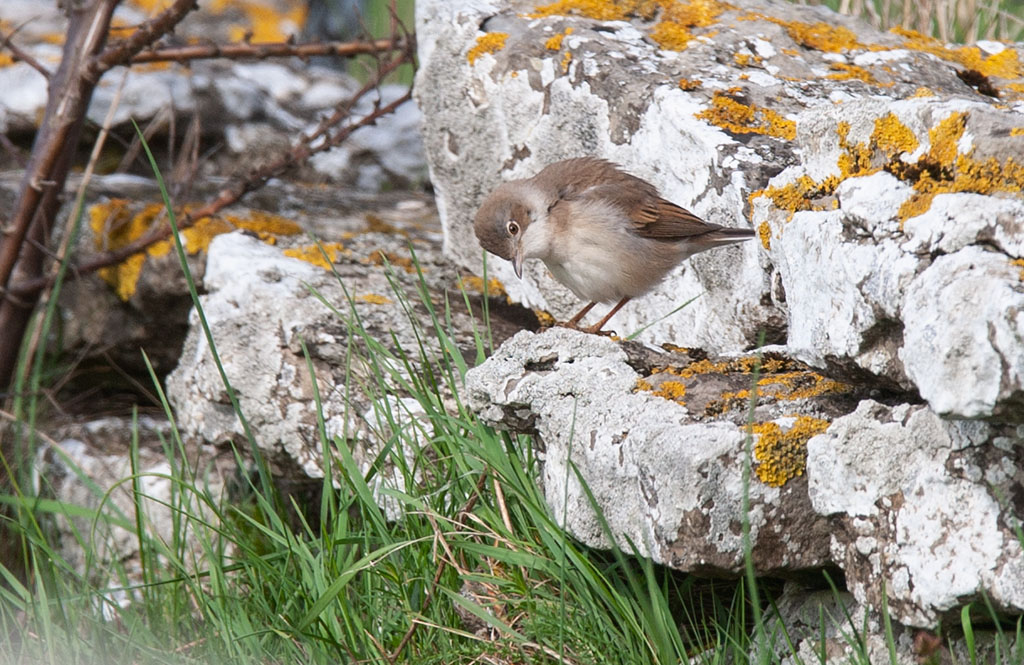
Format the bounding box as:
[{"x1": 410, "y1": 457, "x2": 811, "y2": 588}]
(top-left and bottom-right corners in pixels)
[
  {"x1": 9, "y1": 66, "x2": 415, "y2": 297},
  {"x1": 1, "y1": 25, "x2": 52, "y2": 79},
  {"x1": 89, "y1": 0, "x2": 198, "y2": 79},
  {"x1": 129, "y1": 37, "x2": 407, "y2": 64}
]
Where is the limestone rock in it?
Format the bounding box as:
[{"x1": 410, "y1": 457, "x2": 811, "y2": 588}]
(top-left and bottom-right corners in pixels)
[
  {"x1": 807, "y1": 400, "x2": 1024, "y2": 626},
  {"x1": 414, "y1": 0, "x2": 1024, "y2": 420},
  {"x1": 465, "y1": 327, "x2": 868, "y2": 575}
]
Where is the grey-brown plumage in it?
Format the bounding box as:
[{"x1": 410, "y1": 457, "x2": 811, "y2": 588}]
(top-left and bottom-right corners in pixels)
[{"x1": 473, "y1": 157, "x2": 755, "y2": 332}]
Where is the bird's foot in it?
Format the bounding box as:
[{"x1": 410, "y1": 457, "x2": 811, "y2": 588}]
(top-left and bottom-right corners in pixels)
[{"x1": 552, "y1": 320, "x2": 617, "y2": 336}]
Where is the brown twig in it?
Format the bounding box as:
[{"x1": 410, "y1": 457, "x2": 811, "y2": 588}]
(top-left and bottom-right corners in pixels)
[
  {"x1": 88, "y1": 0, "x2": 198, "y2": 81},
  {"x1": 0, "y1": 0, "x2": 199, "y2": 393},
  {"x1": 129, "y1": 37, "x2": 407, "y2": 64},
  {"x1": 8, "y1": 45, "x2": 415, "y2": 298},
  {"x1": 387, "y1": 470, "x2": 490, "y2": 664},
  {"x1": 0, "y1": 24, "x2": 52, "y2": 80}
]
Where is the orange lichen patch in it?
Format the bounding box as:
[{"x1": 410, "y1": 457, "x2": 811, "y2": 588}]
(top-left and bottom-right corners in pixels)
[
  {"x1": 225, "y1": 210, "x2": 303, "y2": 240},
  {"x1": 467, "y1": 32, "x2": 510, "y2": 64},
  {"x1": 752, "y1": 416, "x2": 830, "y2": 487},
  {"x1": 217, "y1": 0, "x2": 306, "y2": 42},
  {"x1": 0, "y1": 53, "x2": 15, "y2": 68},
  {"x1": 895, "y1": 111, "x2": 1024, "y2": 222},
  {"x1": 650, "y1": 20, "x2": 695, "y2": 50},
  {"x1": 90, "y1": 200, "x2": 165, "y2": 300},
  {"x1": 741, "y1": 14, "x2": 862, "y2": 53},
  {"x1": 695, "y1": 92, "x2": 796, "y2": 140},
  {"x1": 826, "y1": 63, "x2": 880, "y2": 84},
  {"x1": 545, "y1": 26, "x2": 573, "y2": 49},
  {"x1": 534, "y1": 309, "x2": 557, "y2": 327},
  {"x1": 530, "y1": 0, "x2": 632, "y2": 20},
  {"x1": 531, "y1": 0, "x2": 727, "y2": 49},
  {"x1": 890, "y1": 27, "x2": 1022, "y2": 79},
  {"x1": 561, "y1": 49, "x2": 574, "y2": 72},
  {"x1": 734, "y1": 52, "x2": 752, "y2": 66},
  {"x1": 283, "y1": 242, "x2": 347, "y2": 270},
  {"x1": 757, "y1": 220, "x2": 771, "y2": 249},
  {"x1": 365, "y1": 249, "x2": 417, "y2": 273},
  {"x1": 871, "y1": 113, "x2": 919, "y2": 157},
  {"x1": 911, "y1": 87, "x2": 935, "y2": 97},
  {"x1": 757, "y1": 371, "x2": 850, "y2": 400},
  {"x1": 126, "y1": 0, "x2": 176, "y2": 11},
  {"x1": 648, "y1": 379, "x2": 688, "y2": 403},
  {"x1": 750, "y1": 174, "x2": 840, "y2": 221},
  {"x1": 90, "y1": 199, "x2": 308, "y2": 299},
  {"x1": 1012, "y1": 258, "x2": 1024, "y2": 281},
  {"x1": 652, "y1": 0, "x2": 729, "y2": 50},
  {"x1": 650, "y1": 354, "x2": 792, "y2": 381},
  {"x1": 356, "y1": 293, "x2": 394, "y2": 305},
  {"x1": 459, "y1": 275, "x2": 507, "y2": 297},
  {"x1": 752, "y1": 115, "x2": 924, "y2": 223},
  {"x1": 1011, "y1": 128, "x2": 1024, "y2": 137},
  {"x1": 678, "y1": 77, "x2": 702, "y2": 90}
]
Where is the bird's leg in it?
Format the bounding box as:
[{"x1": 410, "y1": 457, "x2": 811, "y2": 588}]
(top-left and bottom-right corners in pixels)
[
  {"x1": 583, "y1": 297, "x2": 631, "y2": 335},
  {"x1": 558, "y1": 301, "x2": 597, "y2": 329}
]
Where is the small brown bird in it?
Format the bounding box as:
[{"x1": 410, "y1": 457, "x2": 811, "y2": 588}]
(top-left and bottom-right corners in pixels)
[{"x1": 473, "y1": 157, "x2": 755, "y2": 333}]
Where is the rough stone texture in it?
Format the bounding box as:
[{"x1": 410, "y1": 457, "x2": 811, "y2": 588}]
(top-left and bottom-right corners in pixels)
[
  {"x1": 419, "y1": 0, "x2": 1024, "y2": 637},
  {"x1": 37, "y1": 417, "x2": 230, "y2": 593},
  {"x1": 165, "y1": 230, "x2": 533, "y2": 489},
  {"x1": 414, "y1": 0, "x2": 1024, "y2": 420},
  {"x1": 465, "y1": 327, "x2": 857, "y2": 575},
  {"x1": 756, "y1": 583, "x2": 1018, "y2": 664},
  {"x1": 807, "y1": 400, "x2": 1024, "y2": 627}
]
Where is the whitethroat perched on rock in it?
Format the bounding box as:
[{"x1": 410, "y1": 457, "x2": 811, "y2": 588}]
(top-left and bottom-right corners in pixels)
[{"x1": 473, "y1": 157, "x2": 756, "y2": 334}]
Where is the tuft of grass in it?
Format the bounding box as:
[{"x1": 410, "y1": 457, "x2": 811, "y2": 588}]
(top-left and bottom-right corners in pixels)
[{"x1": 793, "y1": 0, "x2": 1024, "y2": 42}]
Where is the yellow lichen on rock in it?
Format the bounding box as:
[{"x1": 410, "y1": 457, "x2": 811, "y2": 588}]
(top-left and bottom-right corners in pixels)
[
  {"x1": 282, "y1": 242, "x2": 348, "y2": 270},
  {"x1": 650, "y1": 379, "x2": 687, "y2": 402},
  {"x1": 696, "y1": 92, "x2": 796, "y2": 139},
  {"x1": 467, "y1": 33, "x2": 509, "y2": 65},
  {"x1": 890, "y1": 27, "x2": 1022, "y2": 80},
  {"x1": 650, "y1": 19, "x2": 695, "y2": 50},
  {"x1": 752, "y1": 416, "x2": 830, "y2": 487},
  {"x1": 90, "y1": 200, "x2": 165, "y2": 301},
  {"x1": 545, "y1": 26, "x2": 573, "y2": 50},
  {"x1": 871, "y1": 113, "x2": 920, "y2": 157},
  {"x1": 740, "y1": 14, "x2": 862, "y2": 53},
  {"x1": 896, "y1": 111, "x2": 1024, "y2": 223},
  {"x1": 757, "y1": 221, "x2": 772, "y2": 249},
  {"x1": 459, "y1": 275, "x2": 508, "y2": 297},
  {"x1": 356, "y1": 293, "x2": 394, "y2": 305},
  {"x1": 531, "y1": 0, "x2": 728, "y2": 51}
]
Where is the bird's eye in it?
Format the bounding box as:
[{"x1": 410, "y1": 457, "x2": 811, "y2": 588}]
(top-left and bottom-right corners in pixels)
[{"x1": 507, "y1": 221, "x2": 519, "y2": 236}]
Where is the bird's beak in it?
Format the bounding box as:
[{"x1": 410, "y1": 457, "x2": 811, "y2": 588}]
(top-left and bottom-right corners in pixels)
[{"x1": 512, "y1": 245, "x2": 523, "y2": 279}]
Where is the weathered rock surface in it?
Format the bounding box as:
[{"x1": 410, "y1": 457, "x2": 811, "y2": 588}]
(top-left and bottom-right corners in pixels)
[
  {"x1": 414, "y1": 0, "x2": 1024, "y2": 421},
  {"x1": 165, "y1": 230, "x2": 533, "y2": 487},
  {"x1": 418, "y1": 0, "x2": 1024, "y2": 640},
  {"x1": 465, "y1": 329, "x2": 1024, "y2": 628},
  {"x1": 807, "y1": 400, "x2": 1024, "y2": 627},
  {"x1": 466, "y1": 327, "x2": 868, "y2": 575}
]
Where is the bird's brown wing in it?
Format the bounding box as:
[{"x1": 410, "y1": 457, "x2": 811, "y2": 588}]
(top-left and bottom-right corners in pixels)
[
  {"x1": 540, "y1": 158, "x2": 720, "y2": 240},
  {"x1": 576, "y1": 183, "x2": 718, "y2": 240},
  {"x1": 627, "y1": 197, "x2": 720, "y2": 240}
]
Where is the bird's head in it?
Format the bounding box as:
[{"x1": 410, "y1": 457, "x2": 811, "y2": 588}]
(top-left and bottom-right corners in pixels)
[{"x1": 473, "y1": 182, "x2": 535, "y2": 279}]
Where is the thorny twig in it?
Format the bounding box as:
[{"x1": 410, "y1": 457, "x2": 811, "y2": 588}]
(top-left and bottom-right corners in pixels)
[
  {"x1": 129, "y1": 37, "x2": 408, "y2": 64},
  {"x1": 9, "y1": 35, "x2": 416, "y2": 297}
]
